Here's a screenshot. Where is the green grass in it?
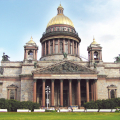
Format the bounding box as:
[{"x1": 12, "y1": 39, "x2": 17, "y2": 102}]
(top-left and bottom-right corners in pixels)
[{"x1": 0, "y1": 112, "x2": 120, "y2": 120}]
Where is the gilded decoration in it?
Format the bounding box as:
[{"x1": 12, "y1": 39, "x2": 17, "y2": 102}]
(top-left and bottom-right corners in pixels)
[
  {"x1": 47, "y1": 4, "x2": 74, "y2": 28},
  {"x1": 33, "y1": 61, "x2": 97, "y2": 74}
]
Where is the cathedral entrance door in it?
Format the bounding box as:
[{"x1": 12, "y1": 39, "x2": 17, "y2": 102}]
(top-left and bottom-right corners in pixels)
[{"x1": 63, "y1": 90, "x2": 68, "y2": 107}]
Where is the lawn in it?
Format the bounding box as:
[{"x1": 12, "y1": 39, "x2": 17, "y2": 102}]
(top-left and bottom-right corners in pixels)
[{"x1": 0, "y1": 112, "x2": 120, "y2": 120}]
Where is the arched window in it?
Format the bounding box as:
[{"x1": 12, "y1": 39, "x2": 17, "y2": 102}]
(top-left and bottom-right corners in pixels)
[
  {"x1": 94, "y1": 51, "x2": 98, "y2": 60},
  {"x1": 28, "y1": 50, "x2": 33, "y2": 60},
  {"x1": 28, "y1": 50, "x2": 33, "y2": 55},
  {"x1": 107, "y1": 84, "x2": 117, "y2": 99}
]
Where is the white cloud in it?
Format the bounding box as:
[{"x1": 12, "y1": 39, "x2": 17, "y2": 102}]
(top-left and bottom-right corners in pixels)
[{"x1": 73, "y1": 0, "x2": 120, "y2": 62}]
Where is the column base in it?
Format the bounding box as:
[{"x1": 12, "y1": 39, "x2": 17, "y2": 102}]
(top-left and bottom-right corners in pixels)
[
  {"x1": 59, "y1": 105, "x2": 63, "y2": 107},
  {"x1": 50, "y1": 106, "x2": 55, "y2": 107}
]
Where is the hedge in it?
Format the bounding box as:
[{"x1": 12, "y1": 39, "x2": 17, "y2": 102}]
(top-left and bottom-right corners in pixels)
[
  {"x1": 0, "y1": 98, "x2": 40, "y2": 112},
  {"x1": 83, "y1": 98, "x2": 120, "y2": 109}
]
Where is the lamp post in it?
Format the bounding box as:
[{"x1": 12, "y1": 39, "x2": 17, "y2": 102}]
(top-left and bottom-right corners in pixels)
[{"x1": 45, "y1": 86, "x2": 50, "y2": 110}]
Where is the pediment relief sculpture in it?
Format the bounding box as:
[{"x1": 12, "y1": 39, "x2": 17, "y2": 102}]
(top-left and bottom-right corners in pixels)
[{"x1": 33, "y1": 61, "x2": 97, "y2": 74}]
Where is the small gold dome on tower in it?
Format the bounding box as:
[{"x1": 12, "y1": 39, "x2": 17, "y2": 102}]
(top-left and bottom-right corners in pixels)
[
  {"x1": 47, "y1": 4, "x2": 74, "y2": 28},
  {"x1": 58, "y1": 4, "x2": 63, "y2": 8},
  {"x1": 91, "y1": 36, "x2": 98, "y2": 45},
  {"x1": 27, "y1": 36, "x2": 35, "y2": 44}
]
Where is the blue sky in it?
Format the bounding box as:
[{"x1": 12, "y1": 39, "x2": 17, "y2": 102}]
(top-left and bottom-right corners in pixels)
[{"x1": 0, "y1": 0, "x2": 120, "y2": 62}]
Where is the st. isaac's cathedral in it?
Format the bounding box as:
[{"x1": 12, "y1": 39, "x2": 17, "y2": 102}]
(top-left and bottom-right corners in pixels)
[{"x1": 0, "y1": 5, "x2": 119, "y2": 107}]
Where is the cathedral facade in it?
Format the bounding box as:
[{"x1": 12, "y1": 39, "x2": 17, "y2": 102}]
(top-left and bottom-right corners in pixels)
[{"x1": 0, "y1": 5, "x2": 119, "y2": 107}]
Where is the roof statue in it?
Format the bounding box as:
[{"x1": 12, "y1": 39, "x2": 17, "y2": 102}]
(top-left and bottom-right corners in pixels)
[
  {"x1": 2, "y1": 52, "x2": 10, "y2": 61},
  {"x1": 63, "y1": 52, "x2": 67, "y2": 58},
  {"x1": 114, "y1": 54, "x2": 120, "y2": 63}
]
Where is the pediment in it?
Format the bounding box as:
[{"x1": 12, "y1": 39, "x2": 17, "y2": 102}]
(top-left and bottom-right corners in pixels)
[{"x1": 33, "y1": 60, "x2": 98, "y2": 74}]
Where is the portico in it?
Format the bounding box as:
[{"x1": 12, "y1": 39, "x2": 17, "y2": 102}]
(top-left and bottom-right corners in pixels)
[{"x1": 32, "y1": 60, "x2": 98, "y2": 107}]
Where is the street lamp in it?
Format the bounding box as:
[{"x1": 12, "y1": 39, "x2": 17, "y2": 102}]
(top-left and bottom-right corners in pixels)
[{"x1": 45, "y1": 86, "x2": 50, "y2": 110}]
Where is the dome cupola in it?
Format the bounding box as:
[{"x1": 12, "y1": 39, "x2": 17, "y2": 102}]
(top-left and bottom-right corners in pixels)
[
  {"x1": 47, "y1": 4, "x2": 74, "y2": 28},
  {"x1": 40, "y1": 5, "x2": 81, "y2": 61}
]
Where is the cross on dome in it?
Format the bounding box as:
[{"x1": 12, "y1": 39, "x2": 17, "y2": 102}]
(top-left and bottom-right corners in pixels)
[
  {"x1": 27, "y1": 36, "x2": 35, "y2": 44},
  {"x1": 91, "y1": 36, "x2": 98, "y2": 45}
]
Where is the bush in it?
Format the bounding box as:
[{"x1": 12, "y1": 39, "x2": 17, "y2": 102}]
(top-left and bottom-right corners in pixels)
[
  {"x1": 20, "y1": 101, "x2": 40, "y2": 111},
  {"x1": 83, "y1": 98, "x2": 120, "y2": 109},
  {"x1": 0, "y1": 98, "x2": 6, "y2": 109},
  {"x1": 8, "y1": 99, "x2": 20, "y2": 112},
  {"x1": 0, "y1": 98, "x2": 40, "y2": 112}
]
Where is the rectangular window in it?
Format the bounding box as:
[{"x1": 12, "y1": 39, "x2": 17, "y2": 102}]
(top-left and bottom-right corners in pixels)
[
  {"x1": 0, "y1": 83, "x2": 2, "y2": 93},
  {"x1": 65, "y1": 40, "x2": 68, "y2": 54},
  {"x1": 50, "y1": 40, "x2": 53, "y2": 54},
  {"x1": 74, "y1": 42, "x2": 76, "y2": 54},
  {"x1": 46, "y1": 41, "x2": 48, "y2": 55},
  {"x1": 55, "y1": 40, "x2": 58, "y2": 53},
  {"x1": 60, "y1": 40, "x2": 63, "y2": 54},
  {"x1": 10, "y1": 89, "x2": 15, "y2": 100},
  {"x1": 70, "y1": 41, "x2": 73, "y2": 54}
]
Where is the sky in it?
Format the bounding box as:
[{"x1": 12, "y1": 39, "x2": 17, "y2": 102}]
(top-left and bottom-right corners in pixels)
[{"x1": 0, "y1": 0, "x2": 120, "y2": 63}]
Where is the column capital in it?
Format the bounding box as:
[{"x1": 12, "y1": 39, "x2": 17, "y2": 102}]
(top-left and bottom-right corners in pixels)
[
  {"x1": 86, "y1": 79, "x2": 89, "y2": 82},
  {"x1": 60, "y1": 79, "x2": 63, "y2": 82},
  {"x1": 69, "y1": 79, "x2": 72, "y2": 82},
  {"x1": 51, "y1": 79, "x2": 55, "y2": 82},
  {"x1": 42, "y1": 79, "x2": 46, "y2": 82},
  {"x1": 33, "y1": 79, "x2": 37, "y2": 83},
  {"x1": 94, "y1": 79, "x2": 98, "y2": 82},
  {"x1": 77, "y1": 79, "x2": 81, "y2": 82}
]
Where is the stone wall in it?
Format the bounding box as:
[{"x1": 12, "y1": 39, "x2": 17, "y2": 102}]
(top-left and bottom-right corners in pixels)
[
  {"x1": 3, "y1": 68, "x2": 22, "y2": 76},
  {"x1": 97, "y1": 79, "x2": 120, "y2": 100},
  {"x1": 104, "y1": 69, "x2": 119, "y2": 77},
  {"x1": 22, "y1": 66, "x2": 34, "y2": 74},
  {"x1": 0, "y1": 80, "x2": 21, "y2": 101},
  {"x1": 96, "y1": 67, "x2": 105, "y2": 75},
  {"x1": 1, "y1": 61, "x2": 23, "y2": 66},
  {"x1": 97, "y1": 79, "x2": 108, "y2": 100},
  {"x1": 104, "y1": 62, "x2": 120, "y2": 67},
  {"x1": 21, "y1": 79, "x2": 34, "y2": 101},
  {"x1": 40, "y1": 54, "x2": 81, "y2": 61}
]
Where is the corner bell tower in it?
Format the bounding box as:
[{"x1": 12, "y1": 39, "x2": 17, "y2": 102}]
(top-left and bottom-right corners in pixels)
[
  {"x1": 87, "y1": 37, "x2": 102, "y2": 65},
  {"x1": 24, "y1": 36, "x2": 38, "y2": 62}
]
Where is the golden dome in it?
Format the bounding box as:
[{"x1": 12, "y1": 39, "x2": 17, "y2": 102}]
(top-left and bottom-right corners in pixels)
[
  {"x1": 27, "y1": 36, "x2": 35, "y2": 44},
  {"x1": 47, "y1": 4, "x2": 74, "y2": 28},
  {"x1": 58, "y1": 4, "x2": 63, "y2": 8},
  {"x1": 91, "y1": 37, "x2": 98, "y2": 45}
]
